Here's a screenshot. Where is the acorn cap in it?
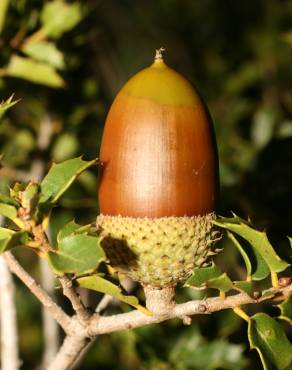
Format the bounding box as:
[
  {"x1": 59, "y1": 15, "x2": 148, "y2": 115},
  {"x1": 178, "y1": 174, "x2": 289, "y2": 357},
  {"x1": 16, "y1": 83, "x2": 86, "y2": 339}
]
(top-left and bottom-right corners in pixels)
[{"x1": 97, "y1": 213, "x2": 220, "y2": 287}]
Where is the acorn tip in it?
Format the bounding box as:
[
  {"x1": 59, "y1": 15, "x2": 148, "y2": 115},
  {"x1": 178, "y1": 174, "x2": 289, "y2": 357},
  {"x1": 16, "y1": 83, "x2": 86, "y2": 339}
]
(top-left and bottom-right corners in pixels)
[{"x1": 154, "y1": 47, "x2": 165, "y2": 61}]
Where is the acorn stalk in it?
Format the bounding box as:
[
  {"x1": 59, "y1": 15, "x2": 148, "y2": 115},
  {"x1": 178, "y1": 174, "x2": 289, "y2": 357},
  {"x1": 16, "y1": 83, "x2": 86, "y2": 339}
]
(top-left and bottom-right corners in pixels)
[{"x1": 97, "y1": 49, "x2": 220, "y2": 311}]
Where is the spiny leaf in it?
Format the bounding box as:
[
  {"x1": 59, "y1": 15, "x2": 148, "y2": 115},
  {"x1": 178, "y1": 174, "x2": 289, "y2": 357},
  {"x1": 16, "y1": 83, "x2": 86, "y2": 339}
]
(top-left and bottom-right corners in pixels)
[
  {"x1": 248, "y1": 313, "x2": 292, "y2": 370},
  {"x1": 214, "y1": 215, "x2": 289, "y2": 274},
  {"x1": 48, "y1": 234, "x2": 105, "y2": 275},
  {"x1": 0, "y1": 95, "x2": 18, "y2": 119},
  {"x1": 185, "y1": 264, "x2": 233, "y2": 293},
  {"x1": 77, "y1": 275, "x2": 141, "y2": 309},
  {"x1": 0, "y1": 228, "x2": 29, "y2": 253},
  {"x1": 278, "y1": 295, "x2": 292, "y2": 325},
  {"x1": 185, "y1": 263, "x2": 222, "y2": 287},
  {"x1": 57, "y1": 220, "x2": 94, "y2": 242},
  {"x1": 40, "y1": 157, "x2": 98, "y2": 206},
  {"x1": 227, "y1": 231, "x2": 252, "y2": 277}
]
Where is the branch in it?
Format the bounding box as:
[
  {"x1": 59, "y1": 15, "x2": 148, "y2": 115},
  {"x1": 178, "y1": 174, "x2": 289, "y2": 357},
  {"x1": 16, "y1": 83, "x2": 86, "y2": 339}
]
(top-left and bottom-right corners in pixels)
[
  {"x1": 59, "y1": 276, "x2": 90, "y2": 321},
  {"x1": 3, "y1": 252, "x2": 72, "y2": 333},
  {"x1": 0, "y1": 256, "x2": 20, "y2": 370},
  {"x1": 47, "y1": 335, "x2": 89, "y2": 370},
  {"x1": 89, "y1": 284, "x2": 292, "y2": 335}
]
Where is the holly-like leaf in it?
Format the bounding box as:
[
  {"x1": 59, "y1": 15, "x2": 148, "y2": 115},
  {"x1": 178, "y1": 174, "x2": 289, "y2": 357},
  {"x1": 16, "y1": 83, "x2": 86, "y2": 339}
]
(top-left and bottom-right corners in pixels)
[
  {"x1": 185, "y1": 264, "x2": 233, "y2": 293},
  {"x1": 40, "y1": 157, "x2": 98, "y2": 206},
  {"x1": 233, "y1": 281, "x2": 254, "y2": 296},
  {"x1": 41, "y1": 0, "x2": 82, "y2": 39},
  {"x1": 214, "y1": 216, "x2": 289, "y2": 275},
  {"x1": 227, "y1": 231, "x2": 252, "y2": 277},
  {"x1": 22, "y1": 41, "x2": 65, "y2": 69},
  {"x1": 206, "y1": 273, "x2": 234, "y2": 293},
  {"x1": 77, "y1": 275, "x2": 140, "y2": 308},
  {"x1": 57, "y1": 220, "x2": 94, "y2": 242},
  {"x1": 0, "y1": 228, "x2": 28, "y2": 253},
  {"x1": 278, "y1": 296, "x2": 292, "y2": 325},
  {"x1": 248, "y1": 313, "x2": 292, "y2": 370},
  {"x1": 185, "y1": 263, "x2": 222, "y2": 287},
  {"x1": 5, "y1": 56, "x2": 65, "y2": 88},
  {"x1": 0, "y1": 95, "x2": 18, "y2": 119},
  {"x1": 48, "y1": 234, "x2": 105, "y2": 275}
]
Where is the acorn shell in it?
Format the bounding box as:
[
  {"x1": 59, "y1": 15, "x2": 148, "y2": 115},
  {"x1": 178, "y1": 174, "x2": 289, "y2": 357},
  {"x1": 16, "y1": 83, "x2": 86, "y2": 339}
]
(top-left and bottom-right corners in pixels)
[{"x1": 98, "y1": 57, "x2": 218, "y2": 218}]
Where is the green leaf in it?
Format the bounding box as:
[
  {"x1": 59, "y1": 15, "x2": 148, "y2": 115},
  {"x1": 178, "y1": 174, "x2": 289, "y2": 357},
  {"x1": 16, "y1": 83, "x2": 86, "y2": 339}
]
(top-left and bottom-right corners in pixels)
[
  {"x1": 0, "y1": 228, "x2": 28, "y2": 253},
  {"x1": 77, "y1": 275, "x2": 140, "y2": 308},
  {"x1": 170, "y1": 327, "x2": 248, "y2": 370},
  {"x1": 0, "y1": 194, "x2": 19, "y2": 207},
  {"x1": 185, "y1": 263, "x2": 222, "y2": 287},
  {"x1": 52, "y1": 133, "x2": 79, "y2": 161},
  {"x1": 214, "y1": 216, "x2": 289, "y2": 274},
  {"x1": 0, "y1": 95, "x2": 18, "y2": 119},
  {"x1": 185, "y1": 264, "x2": 233, "y2": 293},
  {"x1": 22, "y1": 41, "x2": 65, "y2": 69},
  {"x1": 48, "y1": 234, "x2": 105, "y2": 275},
  {"x1": 0, "y1": 203, "x2": 17, "y2": 220},
  {"x1": 6, "y1": 56, "x2": 65, "y2": 88},
  {"x1": 41, "y1": 1, "x2": 82, "y2": 39},
  {"x1": 0, "y1": 0, "x2": 9, "y2": 35},
  {"x1": 40, "y1": 157, "x2": 98, "y2": 206},
  {"x1": 248, "y1": 313, "x2": 292, "y2": 370},
  {"x1": 21, "y1": 182, "x2": 40, "y2": 215},
  {"x1": 278, "y1": 295, "x2": 292, "y2": 325},
  {"x1": 206, "y1": 273, "x2": 234, "y2": 293},
  {"x1": 233, "y1": 281, "x2": 254, "y2": 296},
  {"x1": 227, "y1": 231, "x2": 252, "y2": 277},
  {"x1": 57, "y1": 220, "x2": 93, "y2": 243}
]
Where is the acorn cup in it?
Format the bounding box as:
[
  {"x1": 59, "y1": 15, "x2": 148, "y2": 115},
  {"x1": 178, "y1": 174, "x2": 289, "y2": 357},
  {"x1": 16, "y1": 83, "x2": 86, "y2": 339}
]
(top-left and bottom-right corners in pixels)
[{"x1": 96, "y1": 49, "x2": 220, "y2": 314}]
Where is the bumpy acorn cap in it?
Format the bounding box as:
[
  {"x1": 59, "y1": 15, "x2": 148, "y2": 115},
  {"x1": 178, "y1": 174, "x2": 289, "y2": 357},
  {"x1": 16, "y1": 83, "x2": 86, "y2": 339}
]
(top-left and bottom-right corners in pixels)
[
  {"x1": 96, "y1": 213, "x2": 219, "y2": 287},
  {"x1": 97, "y1": 49, "x2": 220, "y2": 287}
]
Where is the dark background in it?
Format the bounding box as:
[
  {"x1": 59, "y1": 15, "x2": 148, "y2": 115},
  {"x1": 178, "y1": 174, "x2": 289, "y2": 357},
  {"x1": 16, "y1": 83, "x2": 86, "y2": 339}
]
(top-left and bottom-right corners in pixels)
[{"x1": 0, "y1": 1, "x2": 291, "y2": 369}]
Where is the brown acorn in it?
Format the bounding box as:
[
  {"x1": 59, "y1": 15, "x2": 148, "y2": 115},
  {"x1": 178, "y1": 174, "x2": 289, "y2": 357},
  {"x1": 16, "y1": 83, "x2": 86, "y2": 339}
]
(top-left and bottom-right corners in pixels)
[{"x1": 96, "y1": 49, "x2": 219, "y2": 289}]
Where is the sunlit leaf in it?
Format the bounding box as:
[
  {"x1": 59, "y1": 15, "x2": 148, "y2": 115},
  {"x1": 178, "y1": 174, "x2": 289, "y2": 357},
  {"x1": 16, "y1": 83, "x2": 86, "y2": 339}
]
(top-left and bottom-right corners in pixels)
[
  {"x1": 39, "y1": 157, "x2": 98, "y2": 205},
  {"x1": 48, "y1": 234, "x2": 105, "y2": 275},
  {"x1": 214, "y1": 216, "x2": 289, "y2": 274},
  {"x1": 77, "y1": 275, "x2": 140, "y2": 308},
  {"x1": 6, "y1": 55, "x2": 65, "y2": 88},
  {"x1": 0, "y1": 228, "x2": 28, "y2": 253},
  {"x1": 248, "y1": 313, "x2": 292, "y2": 370},
  {"x1": 233, "y1": 281, "x2": 254, "y2": 296},
  {"x1": 22, "y1": 41, "x2": 65, "y2": 69},
  {"x1": 41, "y1": 0, "x2": 82, "y2": 39}
]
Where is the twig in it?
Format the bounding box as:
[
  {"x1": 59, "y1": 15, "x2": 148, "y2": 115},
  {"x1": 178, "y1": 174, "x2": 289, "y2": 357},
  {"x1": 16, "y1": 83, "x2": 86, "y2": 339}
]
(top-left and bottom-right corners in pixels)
[
  {"x1": 0, "y1": 256, "x2": 20, "y2": 370},
  {"x1": 89, "y1": 284, "x2": 292, "y2": 335},
  {"x1": 59, "y1": 276, "x2": 90, "y2": 322},
  {"x1": 3, "y1": 252, "x2": 71, "y2": 333}
]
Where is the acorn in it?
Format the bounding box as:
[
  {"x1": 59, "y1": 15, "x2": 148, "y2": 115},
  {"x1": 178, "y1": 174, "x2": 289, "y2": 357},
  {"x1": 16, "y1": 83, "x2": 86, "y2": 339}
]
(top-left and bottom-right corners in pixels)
[{"x1": 96, "y1": 49, "x2": 219, "y2": 293}]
